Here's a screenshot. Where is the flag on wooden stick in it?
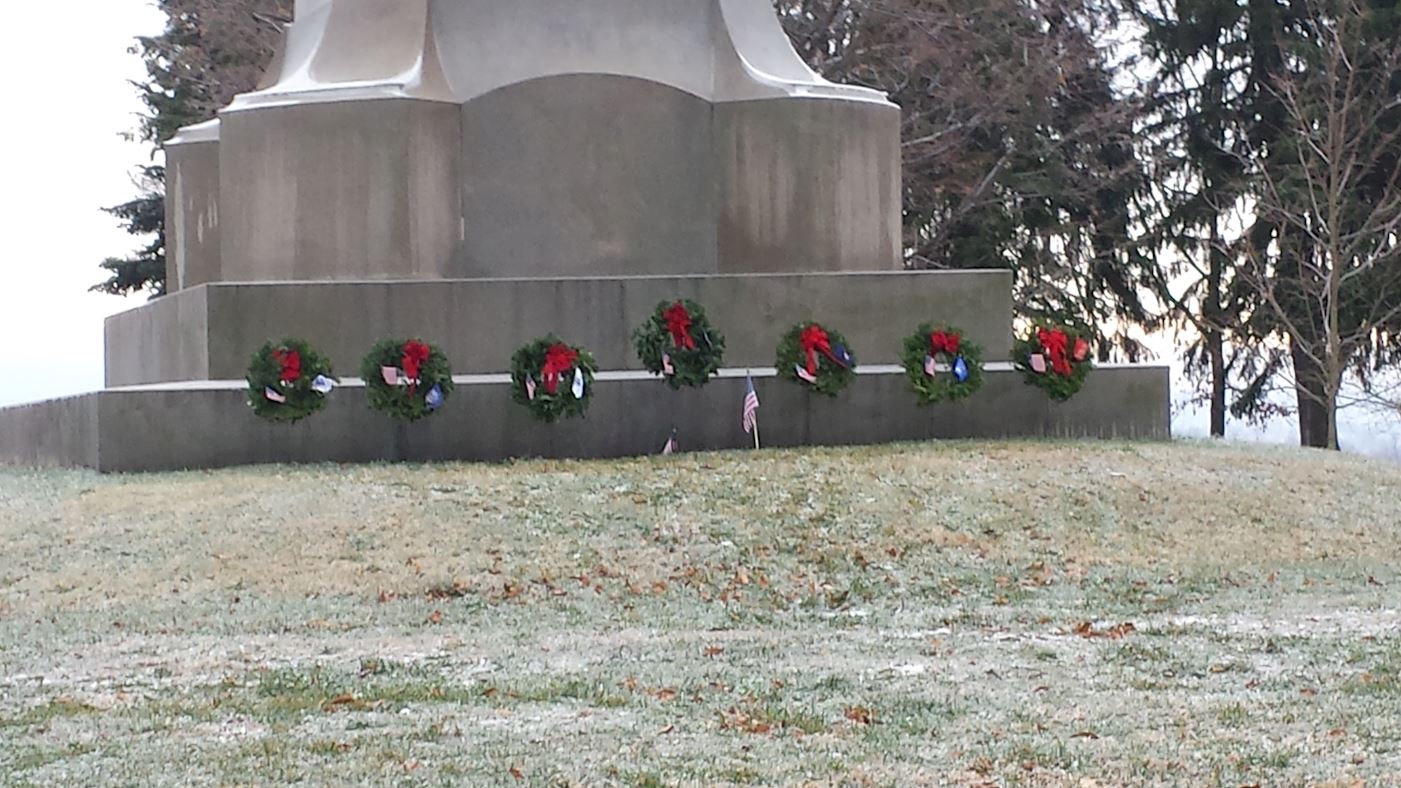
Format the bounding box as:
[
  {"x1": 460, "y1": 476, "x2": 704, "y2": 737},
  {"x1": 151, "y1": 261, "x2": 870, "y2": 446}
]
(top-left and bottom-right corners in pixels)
[{"x1": 742, "y1": 376, "x2": 761, "y2": 449}]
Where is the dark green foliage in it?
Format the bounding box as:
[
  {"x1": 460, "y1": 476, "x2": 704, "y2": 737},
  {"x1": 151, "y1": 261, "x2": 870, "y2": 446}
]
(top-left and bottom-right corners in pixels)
[
  {"x1": 359, "y1": 339, "x2": 455, "y2": 423},
  {"x1": 245, "y1": 339, "x2": 337, "y2": 424},
  {"x1": 776, "y1": 0, "x2": 1157, "y2": 361},
  {"x1": 899, "y1": 324, "x2": 985, "y2": 405},
  {"x1": 632, "y1": 300, "x2": 727, "y2": 390},
  {"x1": 94, "y1": 166, "x2": 167, "y2": 298},
  {"x1": 510, "y1": 337, "x2": 599, "y2": 424},
  {"x1": 104, "y1": 1, "x2": 292, "y2": 296},
  {"x1": 775, "y1": 323, "x2": 857, "y2": 398}
]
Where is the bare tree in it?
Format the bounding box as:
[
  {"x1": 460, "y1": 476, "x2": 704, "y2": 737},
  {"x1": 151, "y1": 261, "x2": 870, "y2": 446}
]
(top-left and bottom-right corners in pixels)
[{"x1": 1239, "y1": 0, "x2": 1401, "y2": 450}]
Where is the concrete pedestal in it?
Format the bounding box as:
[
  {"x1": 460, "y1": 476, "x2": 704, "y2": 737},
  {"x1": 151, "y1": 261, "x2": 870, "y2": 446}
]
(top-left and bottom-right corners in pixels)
[
  {"x1": 0, "y1": 366, "x2": 1170, "y2": 474},
  {"x1": 104, "y1": 271, "x2": 1015, "y2": 387}
]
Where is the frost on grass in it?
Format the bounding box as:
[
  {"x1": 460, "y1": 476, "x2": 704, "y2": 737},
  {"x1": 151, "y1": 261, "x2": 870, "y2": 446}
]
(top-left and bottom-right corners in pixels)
[{"x1": 0, "y1": 440, "x2": 1398, "y2": 785}]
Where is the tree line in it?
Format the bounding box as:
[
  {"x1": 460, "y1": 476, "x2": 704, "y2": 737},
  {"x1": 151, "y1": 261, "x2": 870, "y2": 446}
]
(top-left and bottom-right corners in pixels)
[{"x1": 104, "y1": 0, "x2": 1401, "y2": 450}]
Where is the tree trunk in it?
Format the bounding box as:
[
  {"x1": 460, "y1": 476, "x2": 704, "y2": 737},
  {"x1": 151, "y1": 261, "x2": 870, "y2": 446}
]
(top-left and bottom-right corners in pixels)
[
  {"x1": 1291, "y1": 341, "x2": 1337, "y2": 449},
  {"x1": 1206, "y1": 211, "x2": 1227, "y2": 438},
  {"x1": 1208, "y1": 328, "x2": 1227, "y2": 438}
]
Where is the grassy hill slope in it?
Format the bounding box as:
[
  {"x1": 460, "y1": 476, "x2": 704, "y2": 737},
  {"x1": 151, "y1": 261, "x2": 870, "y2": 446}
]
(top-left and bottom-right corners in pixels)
[{"x1": 1, "y1": 441, "x2": 1398, "y2": 786}]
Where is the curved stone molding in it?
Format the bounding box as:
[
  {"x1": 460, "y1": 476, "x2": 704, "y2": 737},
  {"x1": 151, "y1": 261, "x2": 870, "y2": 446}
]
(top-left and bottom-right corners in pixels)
[
  {"x1": 228, "y1": 0, "x2": 894, "y2": 109},
  {"x1": 227, "y1": 0, "x2": 455, "y2": 111}
]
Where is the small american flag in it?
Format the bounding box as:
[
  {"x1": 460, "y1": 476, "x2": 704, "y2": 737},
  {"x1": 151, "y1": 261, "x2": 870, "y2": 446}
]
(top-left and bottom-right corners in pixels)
[{"x1": 742, "y1": 376, "x2": 760, "y2": 435}]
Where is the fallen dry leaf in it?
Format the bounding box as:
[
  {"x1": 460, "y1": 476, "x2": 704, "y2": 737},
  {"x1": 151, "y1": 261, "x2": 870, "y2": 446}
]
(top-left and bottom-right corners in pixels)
[
  {"x1": 844, "y1": 706, "x2": 875, "y2": 725},
  {"x1": 1073, "y1": 621, "x2": 1136, "y2": 640}
]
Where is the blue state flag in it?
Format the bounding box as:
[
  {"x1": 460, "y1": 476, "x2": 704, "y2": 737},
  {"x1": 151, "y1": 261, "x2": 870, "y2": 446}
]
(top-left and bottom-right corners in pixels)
[
  {"x1": 425, "y1": 384, "x2": 445, "y2": 411},
  {"x1": 832, "y1": 343, "x2": 855, "y2": 369},
  {"x1": 953, "y1": 357, "x2": 970, "y2": 383}
]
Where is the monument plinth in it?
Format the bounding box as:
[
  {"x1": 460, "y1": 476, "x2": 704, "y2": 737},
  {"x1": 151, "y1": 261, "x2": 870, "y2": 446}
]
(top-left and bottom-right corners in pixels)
[
  {"x1": 1, "y1": 0, "x2": 1170, "y2": 473},
  {"x1": 166, "y1": 0, "x2": 901, "y2": 288}
]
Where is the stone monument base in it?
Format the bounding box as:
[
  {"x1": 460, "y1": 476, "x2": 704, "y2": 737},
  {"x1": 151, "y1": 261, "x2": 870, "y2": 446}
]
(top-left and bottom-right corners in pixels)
[{"x1": 0, "y1": 366, "x2": 1170, "y2": 473}]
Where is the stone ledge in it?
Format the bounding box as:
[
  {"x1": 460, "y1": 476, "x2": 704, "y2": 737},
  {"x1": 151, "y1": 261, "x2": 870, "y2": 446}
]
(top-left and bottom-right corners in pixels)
[
  {"x1": 104, "y1": 270, "x2": 1016, "y2": 387},
  {"x1": 3, "y1": 366, "x2": 1170, "y2": 474}
]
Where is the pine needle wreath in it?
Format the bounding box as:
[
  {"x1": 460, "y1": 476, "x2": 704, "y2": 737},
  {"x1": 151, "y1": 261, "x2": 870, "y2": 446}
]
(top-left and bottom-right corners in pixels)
[
  {"x1": 511, "y1": 336, "x2": 599, "y2": 424},
  {"x1": 246, "y1": 339, "x2": 338, "y2": 423},
  {"x1": 632, "y1": 299, "x2": 726, "y2": 389},
  {"x1": 900, "y1": 324, "x2": 985, "y2": 405},
  {"x1": 775, "y1": 321, "x2": 857, "y2": 397},
  {"x1": 359, "y1": 338, "x2": 455, "y2": 422},
  {"x1": 1013, "y1": 324, "x2": 1093, "y2": 402}
]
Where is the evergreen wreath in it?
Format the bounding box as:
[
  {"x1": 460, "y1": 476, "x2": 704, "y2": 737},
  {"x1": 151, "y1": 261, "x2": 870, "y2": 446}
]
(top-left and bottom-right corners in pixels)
[
  {"x1": 511, "y1": 336, "x2": 599, "y2": 423},
  {"x1": 900, "y1": 324, "x2": 985, "y2": 405},
  {"x1": 359, "y1": 338, "x2": 455, "y2": 422},
  {"x1": 632, "y1": 299, "x2": 727, "y2": 389},
  {"x1": 775, "y1": 321, "x2": 857, "y2": 397},
  {"x1": 1013, "y1": 323, "x2": 1093, "y2": 402},
  {"x1": 246, "y1": 339, "x2": 338, "y2": 423}
]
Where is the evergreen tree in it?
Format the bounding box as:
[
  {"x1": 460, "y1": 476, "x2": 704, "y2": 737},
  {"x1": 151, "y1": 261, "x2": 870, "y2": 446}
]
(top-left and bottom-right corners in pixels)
[
  {"x1": 1133, "y1": 0, "x2": 1259, "y2": 437},
  {"x1": 98, "y1": 1, "x2": 290, "y2": 298}
]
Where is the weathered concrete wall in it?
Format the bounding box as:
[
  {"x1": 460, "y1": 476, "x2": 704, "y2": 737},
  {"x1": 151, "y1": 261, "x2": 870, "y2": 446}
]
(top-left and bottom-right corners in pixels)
[
  {"x1": 716, "y1": 99, "x2": 903, "y2": 273},
  {"x1": 0, "y1": 366, "x2": 1171, "y2": 473},
  {"x1": 104, "y1": 290, "x2": 210, "y2": 387},
  {"x1": 218, "y1": 99, "x2": 463, "y2": 282},
  {"x1": 165, "y1": 138, "x2": 221, "y2": 291},
  {"x1": 460, "y1": 76, "x2": 717, "y2": 277},
  {"x1": 103, "y1": 271, "x2": 1015, "y2": 386},
  {"x1": 0, "y1": 394, "x2": 99, "y2": 469}
]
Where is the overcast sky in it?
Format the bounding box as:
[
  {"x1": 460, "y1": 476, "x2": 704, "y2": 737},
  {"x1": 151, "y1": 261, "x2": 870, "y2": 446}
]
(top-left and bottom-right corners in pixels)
[
  {"x1": 0, "y1": 2, "x2": 1395, "y2": 459},
  {"x1": 0, "y1": 2, "x2": 162, "y2": 407}
]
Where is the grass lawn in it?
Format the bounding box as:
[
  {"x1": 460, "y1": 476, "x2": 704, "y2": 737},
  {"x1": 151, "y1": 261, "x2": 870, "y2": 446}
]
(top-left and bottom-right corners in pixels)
[{"x1": 1, "y1": 440, "x2": 1398, "y2": 786}]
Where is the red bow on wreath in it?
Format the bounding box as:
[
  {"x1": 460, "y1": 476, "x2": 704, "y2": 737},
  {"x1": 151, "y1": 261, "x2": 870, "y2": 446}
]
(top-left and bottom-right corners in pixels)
[
  {"x1": 929, "y1": 330, "x2": 961, "y2": 356},
  {"x1": 1037, "y1": 328, "x2": 1073, "y2": 377},
  {"x1": 272, "y1": 348, "x2": 301, "y2": 383},
  {"x1": 663, "y1": 302, "x2": 697, "y2": 350},
  {"x1": 542, "y1": 343, "x2": 578, "y2": 395},
  {"x1": 401, "y1": 341, "x2": 431, "y2": 392},
  {"x1": 799, "y1": 324, "x2": 836, "y2": 377}
]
